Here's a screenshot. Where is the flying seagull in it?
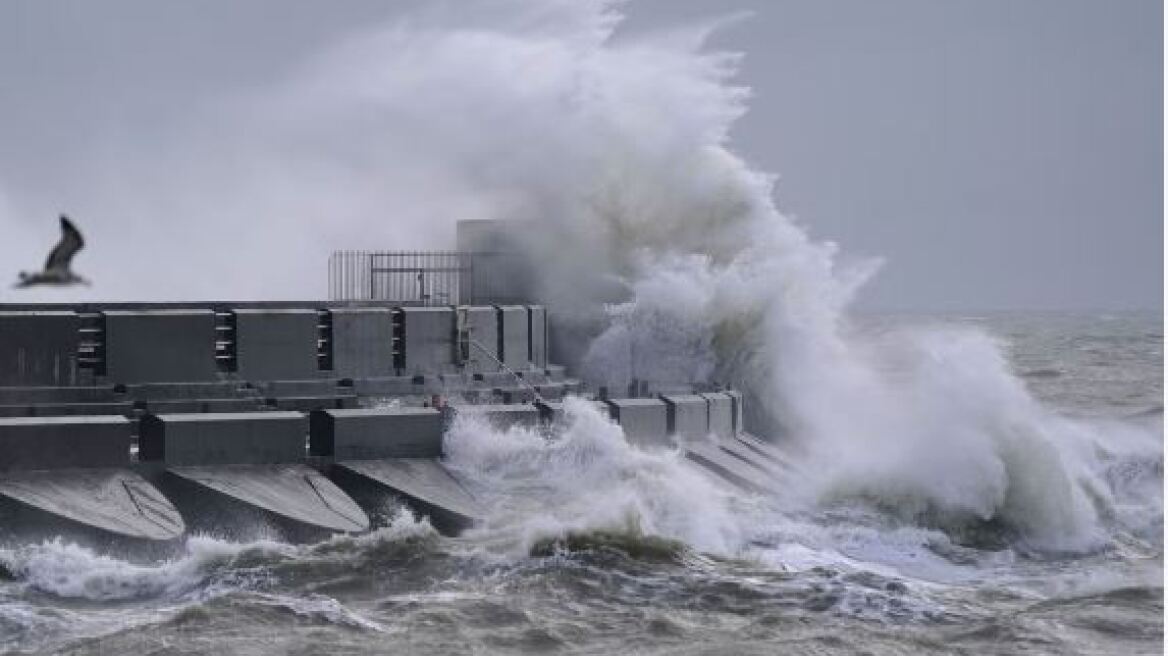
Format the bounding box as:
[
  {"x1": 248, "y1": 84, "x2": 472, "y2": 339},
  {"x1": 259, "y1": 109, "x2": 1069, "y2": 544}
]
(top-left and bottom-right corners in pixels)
[{"x1": 14, "y1": 215, "x2": 90, "y2": 288}]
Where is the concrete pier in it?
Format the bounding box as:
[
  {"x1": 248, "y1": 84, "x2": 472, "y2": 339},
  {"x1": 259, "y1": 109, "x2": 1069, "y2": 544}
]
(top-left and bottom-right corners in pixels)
[{"x1": 0, "y1": 300, "x2": 776, "y2": 542}]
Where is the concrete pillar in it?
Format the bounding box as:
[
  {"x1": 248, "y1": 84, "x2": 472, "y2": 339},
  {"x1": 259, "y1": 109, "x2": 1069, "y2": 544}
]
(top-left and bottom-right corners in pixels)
[
  {"x1": 496, "y1": 305, "x2": 529, "y2": 370},
  {"x1": 0, "y1": 416, "x2": 131, "y2": 470},
  {"x1": 725, "y1": 390, "x2": 744, "y2": 435},
  {"x1": 234, "y1": 309, "x2": 320, "y2": 380},
  {"x1": 0, "y1": 311, "x2": 80, "y2": 386},
  {"x1": 458, "y1": 306, "x2": 499, "y2": 371},
  {"x1": 309, "y1": 407, "x2": 443, "y2": 459},
  {"x1": 702, "y1": 392, "x2": 734, "y2": 439},
  {"x1": 329, "y1": 308, "x2": 395, "y2": 378},
  {"x1": 103, "y1": 310, "x2": 217, "y2": 383},
  {"x1": 528, "y1": 305, "x2": 547, "y2": 368},
  {"x1": 139, "y1": 412, "x2": 308, "y2": 465}
]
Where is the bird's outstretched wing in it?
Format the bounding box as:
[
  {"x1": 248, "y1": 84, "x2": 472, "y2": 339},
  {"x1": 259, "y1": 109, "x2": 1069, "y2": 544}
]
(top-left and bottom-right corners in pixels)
[{"x1": 44, "y1": 215, "x2": 84, "y2": 272}]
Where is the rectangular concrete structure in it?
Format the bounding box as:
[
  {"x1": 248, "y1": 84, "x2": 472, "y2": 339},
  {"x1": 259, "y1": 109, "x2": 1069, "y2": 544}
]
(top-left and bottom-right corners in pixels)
[
  {"x1": 104, "y1": 310, "x2": 218, "y2": 383},
  {"x1": 528, "y1": 306, "x2": 547, "y2": 368},
  {"x1": 234, "y1": 309, "x2": 320, "y2": 380},
  {"x1": 139, "y1": 412, "x2": 307, "y2": 466},
  {"x1": 661, "y1": 394, "x2": 709, "y2": 439},
  {"x1": 310, "y1": 407, "x2": 443, "y2": 459},
  {"x1": 606, "y1": 398, "x2": 669, "y2": 447},
  {"x1": 702, "y1": 393, "x2": 734, "y2": 439},
  {"x1": 458, "y1": 306, "x2": 499, "y2": 371},
  {"x1": 329, "y1": 308, "x2": 395, "y2": 378},
  {"x1": 496, "y1": 305, "x2": 529, "y2": 370},
  {"x1": 0, "y1": 312, "x2": 80, "y2": 387},
  {"x1": 400, "y1": 307, "x2": 455, "y2": 374},
  {"x1": 0, "y1": 416, "x2": 130, "y2": 470}
]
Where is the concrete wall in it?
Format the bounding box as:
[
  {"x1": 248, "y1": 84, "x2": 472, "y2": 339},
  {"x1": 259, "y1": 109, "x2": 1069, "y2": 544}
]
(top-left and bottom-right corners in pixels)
[
  {"x1": 661, "y1": 394, "x2": 708, "y2": 440},
  {"x1": 606, "y1": 398, "x2": 669, "y2": 447},
  {"x1": 0, "y1": 312, "x2": 79, "y2": 387},
  {"x1": 309, "y1": 407, "x2": 443, "y2": 459},
  {"x1": 400, "y1": 307, "x2": 455, "y2": 374},
  {"x1": 104, "y1": 310, "x2": 217, "y2": 383},
  {"x1": 234, "y1": 309, "x2": 319, "y2": 380},
  {"x1": 497, "y1": 305, "x2": 529, "y2": 370},
  {"x1": 0, "y1": 416, "x2": 130, "y2": 470},
  {"x1": 329, "y1": 308, "x2": 394, "y2": 378},
  {"x1": 139, "y1": 412, "x2": 307, "y2": 465}
]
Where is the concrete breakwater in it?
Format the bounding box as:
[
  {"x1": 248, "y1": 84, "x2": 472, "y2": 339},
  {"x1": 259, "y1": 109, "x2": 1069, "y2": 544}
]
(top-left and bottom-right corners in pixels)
[{"x1": 0, "y1": 302, "x2": 762, "y2": 545}]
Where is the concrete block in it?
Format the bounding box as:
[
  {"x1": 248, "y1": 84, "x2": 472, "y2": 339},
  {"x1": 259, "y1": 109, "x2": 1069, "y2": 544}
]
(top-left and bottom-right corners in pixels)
[
  {"x1": 496, "y1": 305, "x2": 529, "y2": 370},
  {"x1": 329, "y1": 308, "x2": 395, "y2": 378},
  {"x1": 139, "y1": 412, "x2": 307, "y2": 466},
  {"x1": 702, "y1": 393, "x2": 734, "y2": 439},
  {"x1": 458, "y1": 306, "x2": 499, "y2": 371},
  {"x1": 0, "y1": 312, "x2": 80, "y2": 386},
  {"x1": 606, "y1": 398, "x2": 669, "y2": 447},
  {"x1": 455, "y1": 404, "x2": 540, "y2": 431},
  {"x1": 309, "y1": 407, "x2": 443, "y2": 459},
  {"x1": 661, "y1": 394, "x2": 709, "y2": 439},
  {"x1": 528, "y1": 306, "x2": 547, "y2": 368},
  {"x1": 104, "y1": 310, "x2": 217, "y2": 383},
  {"x1": 0, "y1": 416, "x2": 131, "y2": 470},
  {"x1": 399, "y1": 307, "x2": 455, "y2": 374},
  {"x1": 234, "y1": 309, "x2": 320, "y2": 380}
]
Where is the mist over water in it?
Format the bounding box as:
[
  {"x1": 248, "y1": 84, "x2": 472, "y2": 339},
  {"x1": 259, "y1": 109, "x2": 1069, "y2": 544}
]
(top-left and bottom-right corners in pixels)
[{"x1": 0, "y1": 1, "x2": 1160, "y2": 653}]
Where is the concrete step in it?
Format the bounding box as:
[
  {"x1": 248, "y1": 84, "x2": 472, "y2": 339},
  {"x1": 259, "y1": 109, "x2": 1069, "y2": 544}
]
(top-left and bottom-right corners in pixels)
[
  {"x1": 136, "y1": 398, "x2": 264, "y2": 414},
  {"x1": 266, "y1": 395, "x2": 358, "y2": 412},
  {"x1": 125, "y1": 382, "x2": 253, "y2": 400},
  {"x1": 0, "y1": 386, "x2": 124, "y2": 405},
  {"x1": 0, "y1": 401, "x2": 134, "y2": 417}
]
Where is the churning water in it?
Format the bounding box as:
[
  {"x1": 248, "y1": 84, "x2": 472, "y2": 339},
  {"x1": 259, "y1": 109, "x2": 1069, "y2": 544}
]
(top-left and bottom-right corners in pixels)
[
  {"x1": 0, "y1": 312, "x2": 1160, "y2": 656},
  {"x1": 0, "y1": 1, "x2": 1160, "y2": 654}
]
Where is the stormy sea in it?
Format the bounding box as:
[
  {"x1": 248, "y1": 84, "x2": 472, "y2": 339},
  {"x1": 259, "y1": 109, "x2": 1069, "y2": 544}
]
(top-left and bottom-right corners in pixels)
[
  {"x1": 0, "y1": 2, "x2": 1161, "y2": 654},
  {"x1": 0, "y1": 311, "x2": 1160, "y2": 656}
]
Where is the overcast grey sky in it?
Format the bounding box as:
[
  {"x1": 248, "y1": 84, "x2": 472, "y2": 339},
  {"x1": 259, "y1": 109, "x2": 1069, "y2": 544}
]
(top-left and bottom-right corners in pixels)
[{"x1": 0, "y1": 0, "x2": 1160, "y2": 310}]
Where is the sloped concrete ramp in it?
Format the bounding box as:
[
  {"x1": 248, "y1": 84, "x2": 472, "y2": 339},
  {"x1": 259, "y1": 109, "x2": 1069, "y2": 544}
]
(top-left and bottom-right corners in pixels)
[
  {"x1": 682, "y1": 441, "x2": 778, "y2": 494},
  {"x1": 716, "y1": 438, "x2": 785, "y2": 477},
  {"x1": 735, "y1": 433, "x2": 795, "y2": 470},
  {"x1": 169, "y1": 464, "x2": 369, "y2": 533},
  {"x1": 336, "y1": 459, "x2": 484, "y2": 525},
  {"x1": 0, "y1": 469, "x2": 185, "y2": 540}
]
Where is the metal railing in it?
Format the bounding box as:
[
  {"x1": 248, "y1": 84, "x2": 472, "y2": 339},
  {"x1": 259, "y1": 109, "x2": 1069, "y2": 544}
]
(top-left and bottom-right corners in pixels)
[{"x1": 328, "y1": 250, "x2": 530, "y2": 306}]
